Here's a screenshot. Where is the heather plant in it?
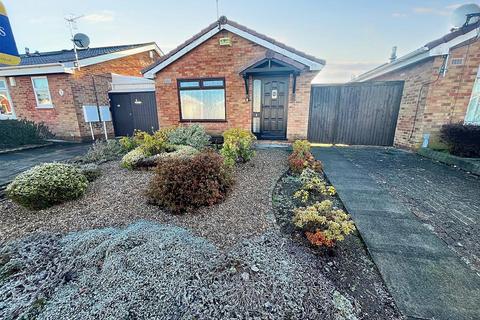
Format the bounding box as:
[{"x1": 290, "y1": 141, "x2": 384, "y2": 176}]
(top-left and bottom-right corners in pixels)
[
  {"x1": 220, "y1": 128, "x2": 256, "y2": 167},
  {"x1": 81, "y1": 140, "x2": 125, "y2": 164},
  {"x1": 6, "y1": 163, "x2": 88, "y2": 210},
  {"x1": 293, "y1": 200, "x2": 355, "y2": 247},
  {"x1": 168, "y1": 124, "x2": 211, "y2": 150},
  {"x1": 148, "y1": 149, "x2": 234, "y2": 213}
]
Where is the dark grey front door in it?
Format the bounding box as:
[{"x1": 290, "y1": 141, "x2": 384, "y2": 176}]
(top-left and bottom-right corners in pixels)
[
  {"x1": 258, "y1": 77, "x2": 288, "y2": 139},
  {"x1": 110, "y1": 93, "x2": 134, "y2": 136}
]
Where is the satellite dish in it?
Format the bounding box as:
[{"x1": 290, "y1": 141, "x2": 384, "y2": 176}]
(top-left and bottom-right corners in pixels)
[
  {"x1": 450, "y1": 3, "x2": 480, "y2": 28},
  {"x1": 73, "y1": 33, "x2": 90, "y2": 49}
]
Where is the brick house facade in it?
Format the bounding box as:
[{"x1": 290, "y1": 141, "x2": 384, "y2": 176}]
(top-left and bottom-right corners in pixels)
[
  {"x1": 0, "y1": 43, "x2": 161, "y2": 140},
  {"x1": 355, "y1": 22, "x2": 480, "y2": 149},
  {"x1": 143, "y1": 17, "x2": 324, "y2": 140}
]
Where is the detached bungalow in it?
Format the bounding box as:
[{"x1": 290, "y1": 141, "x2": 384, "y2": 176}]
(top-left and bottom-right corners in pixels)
[
  {"x1": 354, "y1": 21, "x2": 480, "y2": 149},
  {"x1": 142, "y1": 16, "x2": 325, "y2": 140},
  {"x1": 0, "y1": 43, "x2": 162, "y2": 140}
]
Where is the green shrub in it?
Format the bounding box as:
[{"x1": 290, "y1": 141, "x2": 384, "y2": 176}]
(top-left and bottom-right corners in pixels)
[
  {"x1": 81, "y1": 140, "x2": 125, "y2": 164},
  {"x1": 148, "y1": 149, "x2": 234, "y2": 213},
  {"x1": 77, "y1": 163, "x2": 101, "y2": 182},
  {"x1": 139, "y1": 133, "x2": 170, "y2": 156},
  {"x1": 293, "y1": 168, "x2": 335, "y2": 203},
  {"x1": 121, "y1": 147, "x2": 146, "y2": 169},
  {"x1": 440, "y1": 123, "x2": 480, "y2": 158},
  {"x1": 0, "y1": 119, "x2": 53, "y2": 149},
  {"x1": 168, "y1": 124, "x2": 211, "y2": 150},
  {"x1": 288, "y1": 140, "x2": 323, "y2": 174},
  {"x1": 156, "y1": 145, "x2": 199, "y2": 161},
  {"x1": 6, "y1": 163, "x2": 88, "y2": 210},
  {"x1": 119, "y1": 136, "x2": 138, "y2": 152},
  {"x1": 293, "y1": 200, "x2": 355, "y2": 247},
  {"x1": 220, "y1": 128, "x2": 256, "y2": 167},
  {"x1": 292, "y1": 140, "x2": 311, "y2": 156}
]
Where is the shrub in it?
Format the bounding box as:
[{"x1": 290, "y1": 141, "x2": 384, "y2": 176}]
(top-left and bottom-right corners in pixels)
[
  {"x1": 134, "y1": 145, "x2": 199, "y2": 170},
  {"x1": 6, "y1": 163, "x2": 88, "y2": 210},
  {"x1": 81, "y1": 140, "x2": 125, "y2": 164},
  {"x1": 292, "y1": 140, "x2": 311, "y2": 156},
  {"x1": 0, "y1": 119, "x2": 53, "y2": 149},
  {"x1": 119, "y1": 136, "x2": 138, "y2": 152},
  {"x1": 293, "y1": 168, "x2": 335, "y2": 203},
  {"x1": 293, "y1": 200, "x2": 355, "y2": 247},
  {"x1": 168, "y1": 124, "x2": 211, "y2": 150},
  {"x1": 148, "y1": 149, "x2": 234, "y2": 213},
  {"x1": 440, "y1": 123, "x2": 480, "y2": 158},
  {"x1": 220, "y1": 128, "x2": 256, "y2": 167},
  {"x1": 153, "y1": 126, "x2": 177, "y2": 143},
  {"x1": 121, "y1": 147, "x2": 147, "y2": 169},
  {"x1": 77, "y1": 163, "x2": 101, "y2": 182},
  {"x1": 139, "y1": 133, "x2": 170, "y2": 156},
  {"x1": 288, "y1": 149, "x2": 323, "y2": 174}
]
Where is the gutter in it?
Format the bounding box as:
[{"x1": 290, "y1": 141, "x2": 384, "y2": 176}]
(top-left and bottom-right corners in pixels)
[{"x1": 0, "y1": 63, "x2": 74, "y2": 76}]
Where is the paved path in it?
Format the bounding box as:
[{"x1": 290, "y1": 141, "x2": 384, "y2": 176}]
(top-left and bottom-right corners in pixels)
[
  {"x1": 312, "y1": 146, "x2": 480, "y2": 320},
  {"x1": 0, "y1": 143, "x2": 91, "y2": 185}
]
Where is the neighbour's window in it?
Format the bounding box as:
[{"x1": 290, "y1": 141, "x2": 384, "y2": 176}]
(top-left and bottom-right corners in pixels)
[
  {"x1": 178, "y1": 78, "x2": 226, "y2": 120},
  {"x1": 0, "y1": 79, "x2": 15, "y2": 117},
  {"x1": 465, "y1": 66, "x2": 480, "y2": 125},
  {"x1": 31, "y1": 76, "x2": 53, "y2": 108}
]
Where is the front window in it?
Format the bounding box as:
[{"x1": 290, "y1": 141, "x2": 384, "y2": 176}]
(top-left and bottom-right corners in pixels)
[
  {"x1": 31, "y1": 76, "x2": 53, "y2": 108},
  {"x1": 465, "y1": 66, "x2": 480, "y2": 125},
  {"x1": 0, "y1": 79, "x2": 15, "y2": 119},
  {"x1": 178, "y1": 78, "x2": 226, "y2": 121}
]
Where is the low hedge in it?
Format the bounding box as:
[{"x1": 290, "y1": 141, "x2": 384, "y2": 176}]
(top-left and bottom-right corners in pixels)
[
  {"x1": 6, "y1": 163, "x2": 88, "y2": 210},
  {"x1": 440, "y1": 123, "x2": 480, "y2": 158},
  {"x1": 0, "y1": 119, "x2": 53, "y2": 149}
]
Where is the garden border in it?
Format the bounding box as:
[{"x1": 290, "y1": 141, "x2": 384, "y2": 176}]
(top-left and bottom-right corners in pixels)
[{"x1": 417, "y1": 148, "x2": 480, "y2": 176}]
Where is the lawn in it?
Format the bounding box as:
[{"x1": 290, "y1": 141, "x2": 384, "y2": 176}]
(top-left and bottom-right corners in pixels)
[{"x1": 0, "y1": 128, "x2": 402, "y2": 319}]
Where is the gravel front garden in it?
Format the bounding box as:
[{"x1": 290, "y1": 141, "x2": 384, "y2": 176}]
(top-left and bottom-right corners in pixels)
[{"x1": 0, "y1": 129, "x2": 403, "y2": 319}]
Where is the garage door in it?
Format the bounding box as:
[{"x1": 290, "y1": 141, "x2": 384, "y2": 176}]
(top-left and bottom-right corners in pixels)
[
  {"x1": 109, "y1": 92, "x2": 159, "y2": 136},
  {"x1": 307, "y1": 81, "x2": 404, "y2": 146}
]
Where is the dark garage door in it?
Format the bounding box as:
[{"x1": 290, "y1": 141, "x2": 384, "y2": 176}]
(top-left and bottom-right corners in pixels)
[
  {"x1": 307, "y1": 81, "x2": 404, "y2": 146},
  {"x1": 109, "y1": 92, "x2": 159, "y2": 136}
]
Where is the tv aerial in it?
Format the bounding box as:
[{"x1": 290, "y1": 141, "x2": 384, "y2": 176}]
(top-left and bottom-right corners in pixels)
[
  {"x1": 450, "y1": 3, "x2": 480, "y2": 29},
  {"x1": 65, "y1": 14, "x2": 90, "y2": 69}
]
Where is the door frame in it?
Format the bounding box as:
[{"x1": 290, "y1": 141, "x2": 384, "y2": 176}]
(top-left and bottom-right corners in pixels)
[
  {"x1": 252, "y1": 75, "x2": 289, "y2": 140},
  {"x1": 0, "y1": 77, "x2": 16, "y2": 120}
]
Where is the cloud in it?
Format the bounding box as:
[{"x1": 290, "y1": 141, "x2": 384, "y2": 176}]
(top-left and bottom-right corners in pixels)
[
  {"x1": 83, "y1": 11, "x2": 115, "y2": 23},
  {"x1": 413, "y1": 7, "x2": 450, "y2": 16},
  {"x1": 392, "y1": 12, "x2": 408, "y2": 18},
  {"x1": 312, "y1": 61, "x2": 384, "y2": 84}
]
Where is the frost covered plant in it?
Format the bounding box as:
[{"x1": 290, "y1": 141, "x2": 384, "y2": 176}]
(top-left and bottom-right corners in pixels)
[
  {"x1": 293, "y1": 168, "x2": 336, "y2": 203},
  {"x1": 77, "y1": 163, "x2": 101, "y2": 182},
  {"x1": 293, "y1": 200, "x2": 355, "y2": 247},
  {"x1": 121, "y1": 147, "x2": 147, "y2": 169},
  {"x1": 81, "y1": 140, "x2": 125, "y2": 163},
  {"x1": 168, "y1": 124, "x2": 211, "y2": 150},
  {"x1": 6, "y1": 163, "x2": 88, "y2": 210},
  {"x1": 220, "y1": 128, "x2": 256, "y2": 167}
]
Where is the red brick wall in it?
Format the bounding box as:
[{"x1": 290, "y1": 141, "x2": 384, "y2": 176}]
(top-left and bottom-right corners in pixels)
[
  {"x1": 154, "y1": 30, "x2": 318, "y2": 139},
  {"x1": 371, "y1": 38, "x2": 480, "y2": 149},
  {"x1": 6, "y1": 50, "x2": 160, "y2": 141}
]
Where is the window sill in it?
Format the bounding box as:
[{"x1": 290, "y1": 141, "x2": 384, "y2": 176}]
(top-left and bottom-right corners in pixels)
[
  {"x1": 36, "y1": 105, "x2": 54, "y2": 109},
  {"x1": 180, "y1": 119, "x2": 227, "y2": 123}
]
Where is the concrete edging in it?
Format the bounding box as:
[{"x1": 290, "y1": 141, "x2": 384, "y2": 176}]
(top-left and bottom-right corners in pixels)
[{"x1": 417, "y1": 148, "x2": 480, "y2": 176}]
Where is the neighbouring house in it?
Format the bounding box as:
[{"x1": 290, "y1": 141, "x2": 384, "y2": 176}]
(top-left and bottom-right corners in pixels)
[
  {"x1": 0, "y1": 43, "x2": 162, "y2": 141},
  {"x1": 142, "y1": 16, "x2": 325, "y2": 140},
  {"x1": 354, "y1": 21, "x2": 480, "y2": 149}
]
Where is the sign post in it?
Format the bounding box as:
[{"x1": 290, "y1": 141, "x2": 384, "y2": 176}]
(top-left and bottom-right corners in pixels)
[{"x1": 0, "y1": 1, "x2": 20, "y2": 66}]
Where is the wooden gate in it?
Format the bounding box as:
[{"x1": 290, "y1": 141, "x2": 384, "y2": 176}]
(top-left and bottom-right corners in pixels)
[
  {"x1": 307, "y1": 81, "x2": 404, "y2": 146},
  {"x1": 109, "y1": 92, "x2": 159, "y2": 136}
]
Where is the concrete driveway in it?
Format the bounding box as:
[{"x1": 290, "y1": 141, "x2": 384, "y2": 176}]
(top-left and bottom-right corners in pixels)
[
  {"x1": 0, "y1": 143, "x2": 91, "y2": 186},
  {"x1": 312, "y1": 146, "x2": 480, "y2": 320}
]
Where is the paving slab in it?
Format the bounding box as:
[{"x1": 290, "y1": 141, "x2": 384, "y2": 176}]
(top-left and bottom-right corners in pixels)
[{"x1": 312, "y1": 146, "x2": 480, "y2": 320}]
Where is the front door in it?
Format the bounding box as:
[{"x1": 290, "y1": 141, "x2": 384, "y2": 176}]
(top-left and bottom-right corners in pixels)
[
  {"x1": 109, "y1": 93, "x2": 134, "y2": 136},
  {"x1": 256, "y1": 77, "x2": 288, "y2": 139}
]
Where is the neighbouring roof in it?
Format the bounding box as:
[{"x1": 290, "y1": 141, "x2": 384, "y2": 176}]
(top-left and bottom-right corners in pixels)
[
  {"x1": 354, "y1": 21, "x2": 480, "y2": 82},
  {"x1": 0, "y1": 42, "x2": 163, "y2": 76},
  {"x1": 142, "y1": 16, "x2": 325, "y2": 78}
]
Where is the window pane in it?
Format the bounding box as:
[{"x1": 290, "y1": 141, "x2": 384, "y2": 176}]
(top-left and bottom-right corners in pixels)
[
  {"x1": 36, "y1": 90, "x2": 52, "y2": 105},
  {"x1": 0, "y1": 92, "x2": 13, "y2": 115},
  {"x1": 179, "y1": 81, "x2": 200, "y2": 88},
  {"x1": 203, "y1": 80, "x2": 224, "y2": 87},
  {"x1": 253, "y1": 79, "x2": 261, "y2": 112},
  {"x1": 180, "y1": 89, "x2": 225, "y2": 120},
  {"x1": 33, "y1": 78, "x2": 49, "y2": 89},
  {"x1": 0, "y1": 80, "x2": 6, "y2": 90}
]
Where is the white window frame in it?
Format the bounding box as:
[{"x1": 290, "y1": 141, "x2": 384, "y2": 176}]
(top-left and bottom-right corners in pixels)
[
  {"x1": 0, "y1": 77, "x2": 16, "y2": 120},
  {"x1": 465, "y1": 65, "x2": 480, "y2": 125},
  {"x1": 31, "y1": 76, "x2": 53, "y2": 109}
]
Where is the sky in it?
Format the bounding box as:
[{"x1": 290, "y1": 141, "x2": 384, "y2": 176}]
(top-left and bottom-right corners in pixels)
[{"x1": 2, "y1": 0, "x2": 478, "y2": 83}]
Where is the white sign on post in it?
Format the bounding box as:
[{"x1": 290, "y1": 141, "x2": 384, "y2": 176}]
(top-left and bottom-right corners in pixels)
[
  {"x1": 99, "y1": 106, "x2": 112, "y2": 140},
  {"x1": 82, "y1": 105, "x2": 100, "y2": 140}
]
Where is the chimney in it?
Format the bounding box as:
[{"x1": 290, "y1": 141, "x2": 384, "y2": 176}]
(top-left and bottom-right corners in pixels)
[
  {"x1": 390, "y1": 46, "x2": 397, "y2": 62},
  {"x1": 25, "y1": 47, "x2": 30, "y2": 55}
]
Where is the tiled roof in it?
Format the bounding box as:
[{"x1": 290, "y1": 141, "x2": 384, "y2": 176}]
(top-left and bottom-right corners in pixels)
[
  {"x1": 1, "y1": 43, "x2": 156, "y2": 67},
  {"x1": 142, "y1": 17, "x2": 325, "y2": 74}
]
